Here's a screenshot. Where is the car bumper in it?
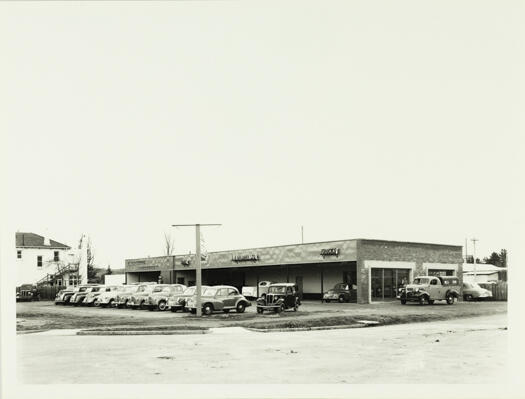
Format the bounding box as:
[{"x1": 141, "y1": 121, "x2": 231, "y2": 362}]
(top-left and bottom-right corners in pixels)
[{"x1": 323, "y1": 294, "x2": 339, "y2": 300}]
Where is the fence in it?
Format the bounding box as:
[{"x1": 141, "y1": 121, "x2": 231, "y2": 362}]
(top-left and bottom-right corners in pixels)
[
  {"x1": 37, "y1": 285, "x2": 64, "y2": 300},
  {"x1": 478, "y1": 281, "x2": 508, "y2": 301}
]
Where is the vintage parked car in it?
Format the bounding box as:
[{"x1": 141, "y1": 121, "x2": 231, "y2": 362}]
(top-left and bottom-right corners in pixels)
[
  {"x1": 147, "y1": 284, "x2": 187, "y2": 311},
  {"x1": 168, "y1": 285, "x2": 209, "y2": 312},
  {"x1": 114, "y1": 284, "x2": 144, "y2": 308},
  {"x1": 83, "y1": 285, "x2": 110, "y2": 306},
  {"x1": 94, "y1": 285, "x2": 122, "y2": 307},
  {"x1": 323, "y1": 283, "x2": 353, "y2": 303},
  {"x1": 185, "y1": 285, "x2": 252, "y2": 315},
  {"x1": 256, "y1": 283, "x2": 301, "y2": 313},
  {"x1": 16, "y1": 284, "x2": 40, "y2": 302},
  {"x1": 463, "y1": 282, "x2": 493, "y2": 301},
  {"x1": 127, "y1": 283, "x2": 158, "y2": 309},
  {"x1": 55, "y1": 285, "x2": 96, "y2": 305},
  {"x1": 398, "y1": 276, "x2": 460, "y2": 305},
  {"x1": 241, "y1": 281, "x2": 272, "y2": 300},
  {"x1": 70, "y1": 285, "x2": 101, "y2": 306}
]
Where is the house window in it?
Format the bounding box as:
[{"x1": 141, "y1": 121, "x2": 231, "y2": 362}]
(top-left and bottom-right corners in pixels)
[
  {"x1": 37, "y1": 256, "x2": 43, "y2": 267},
  {"x1": 17, "y1": 250, "x2": 22, "y2": 259},
  {"x1": 54, "y1": 251, "x2": 59, "y2": 262}
]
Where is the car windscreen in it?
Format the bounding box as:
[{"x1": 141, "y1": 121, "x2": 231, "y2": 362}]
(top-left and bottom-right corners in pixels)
[
  {"x1": 268, "y1": 286, "x2": 286, "y2": 294},
  {"x1": 412, "y1": 278, "x2": 429, "y2": 285},
  {"x1": 183, "y1": 287, "x2": 196, "y2": 295}
]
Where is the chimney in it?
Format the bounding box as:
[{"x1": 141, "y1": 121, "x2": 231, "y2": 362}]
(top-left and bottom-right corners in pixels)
[{"x1": 44, "y1": 236, "x2": 50, "y2": 246}]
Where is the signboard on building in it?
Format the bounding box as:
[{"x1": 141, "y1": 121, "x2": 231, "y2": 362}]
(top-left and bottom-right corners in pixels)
[
  {"x1": 320, "y1": 248, "x2": 340, "y2": 258},
  {"x1": 232, "y1": 254, "x2": 260, "y2": 263}
]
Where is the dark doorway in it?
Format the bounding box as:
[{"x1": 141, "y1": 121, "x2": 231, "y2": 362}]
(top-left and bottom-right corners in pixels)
[{"x1": 295, "y1": 276, "x2": 303, "y2": 300}]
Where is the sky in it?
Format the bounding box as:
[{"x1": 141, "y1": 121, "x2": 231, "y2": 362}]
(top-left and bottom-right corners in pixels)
[{"x1": 1, "y1": 1, "x2": 524, "y2": 270}]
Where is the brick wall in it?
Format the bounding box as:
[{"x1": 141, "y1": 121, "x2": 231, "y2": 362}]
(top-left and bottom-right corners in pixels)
[{"x1": 356, "y1": 239, "x2": 463, "y2": 304}]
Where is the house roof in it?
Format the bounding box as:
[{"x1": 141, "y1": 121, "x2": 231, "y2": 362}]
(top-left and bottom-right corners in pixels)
[
  {"x1": 463, "y1": 271, "x2": 501, "y2": 276},
  {"x1": 16, "y1": 232, "x2": 71, "y2": 249},
  {"x1": 462, "y1": 263, "x2": 507, "y2": 273}
]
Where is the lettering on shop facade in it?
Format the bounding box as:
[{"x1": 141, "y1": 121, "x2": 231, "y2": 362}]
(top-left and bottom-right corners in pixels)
[
  {"x1": 127, "y1": 260, "x2": 146, "y2": 266},
  {"x1": 320, "y1": 248, "x2": 340, "y2": 258},
  {"x1": 231, "y1": 254, "x2": 260, "y2": 263}
]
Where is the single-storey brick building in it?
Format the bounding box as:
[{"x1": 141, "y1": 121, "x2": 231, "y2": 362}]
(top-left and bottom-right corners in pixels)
[{"x1": 125, "y1": 238, "x2": 463, "y2": 304}]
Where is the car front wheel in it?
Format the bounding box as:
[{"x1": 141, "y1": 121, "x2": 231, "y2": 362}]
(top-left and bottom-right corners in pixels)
[
  {"x1": 158, "y1": 301, "x2": 167, "y2": 311},
  {"x1": 464, "y1": 294, "x2": 473, "y2": 301},
  {"x1": 203, "y1": 304, "x2": 213, "y2": 315},
  {"x1": 338, "y1": 295, "x2": 345, "y2": 303},
  {"x1": 446, "y1": 294, "x2": 455, "y2": 305}
]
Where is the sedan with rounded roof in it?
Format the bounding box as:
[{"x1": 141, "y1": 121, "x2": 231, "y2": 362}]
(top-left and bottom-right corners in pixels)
[
  {"x1": 167, "y1": 285, "x2": 209, "y2": 312},
  {"x1": 147, "y1": 284, "x2": 187, "y2": 311},
  {"x1": 185, "y1": 285, "x2": 251, "y2": 315}
]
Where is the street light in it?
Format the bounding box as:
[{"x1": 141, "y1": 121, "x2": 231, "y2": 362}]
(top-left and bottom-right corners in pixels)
[{"x1": 172, "y1": 224, "x2": 221, "y2": 316}]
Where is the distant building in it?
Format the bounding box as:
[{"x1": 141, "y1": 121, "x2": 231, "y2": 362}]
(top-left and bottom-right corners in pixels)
[
  {"x1": 462, "y1": 263, "x2": 507, "y2": 283},
  {"x1": 16, "y1": 232, "x2": 83, "y2": 287}
]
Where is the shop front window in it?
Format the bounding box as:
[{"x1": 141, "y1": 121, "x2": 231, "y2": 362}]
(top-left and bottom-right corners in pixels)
[{"x1": 371, "y1": 268, "x2": 411, "y2": 301}]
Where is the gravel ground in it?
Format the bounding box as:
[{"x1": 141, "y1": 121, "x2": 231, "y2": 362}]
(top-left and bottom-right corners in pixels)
[
  {"x1": 16, "y1": 313, "x2": 508, "y2": 384},
  {"x1": 16, "y1": 300, "x2": 507, "y2": 332}
]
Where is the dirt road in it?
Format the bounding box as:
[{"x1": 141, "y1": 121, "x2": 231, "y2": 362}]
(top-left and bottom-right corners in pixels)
[
  {"x1": 17, "y1": 300, "x2": 507, "y2": 331},
  {"x1": 17, "y1": 313, "x2": 507, "y2": 384}
]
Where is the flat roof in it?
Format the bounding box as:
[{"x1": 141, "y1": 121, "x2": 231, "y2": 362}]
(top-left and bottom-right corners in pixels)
[{"x1": 162, "y1": 238, "x2": 461, "y2": 259}]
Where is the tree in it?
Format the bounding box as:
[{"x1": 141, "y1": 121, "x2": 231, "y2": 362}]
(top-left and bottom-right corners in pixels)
[
  {"x1": 500, "y1": 249, "x2": 508, "y2": 268},
  {"x1": 106, "y1": 265, "x2": 113, "y2": 275},
  {"x1": 481, "y1": 249, "x2": 508, "y2": 267},
  {"x1": 164, "y1": 232, "x2": 175, "y2": 256},
  {"x1": 483, "y1": 252, "x2": 501, "y2": 266},
  {"x1": 86, "y1": 237, "x2": 98, "y2": 282}
]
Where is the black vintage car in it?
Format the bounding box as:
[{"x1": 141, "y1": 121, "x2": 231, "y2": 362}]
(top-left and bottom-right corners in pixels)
[
  {"x1": 16, "y1": 284, "x2": 40, "y2": 302},
  {"x1": 256, "y1": 283, "x2": 301, "y2": 314}
]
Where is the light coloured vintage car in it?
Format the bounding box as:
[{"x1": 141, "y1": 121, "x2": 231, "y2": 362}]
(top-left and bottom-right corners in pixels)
[
  {"x1": 114, "y1": 284, "x2": 144, "y2": 308},
  {"x1": 70, "y1": 285, "x2": 102, "y2": 306},
  {"x1": 399, "y1": 276, "x2": 460, "y2": 305},
  {"x1": 95, "y1": 285, "x2": 122, "y2": 307},
  {"x1": 463, "y1": 282, "x2": 493, "y2": 301},
  {"x1": 186, "y1": 285, "x2": 251, "y2": 315},
  {"x1": 83, "y1": 285, "x2": 110, "y2": 306},
  {"x1": 55, "y1": 284, "x2": 97, "y2": 305},
  {"x1": 167, "y1": 285, "x2": 209, "y2": 312},
  {"x1": 147, "y1": 284, "x2": 187, "y2": 311},
  {"x1": 127, "y1": 283, "x2": 158, "y2": 309}
]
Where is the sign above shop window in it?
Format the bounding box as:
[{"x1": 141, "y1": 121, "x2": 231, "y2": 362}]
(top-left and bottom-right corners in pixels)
[
  {"x1": 232, "y1": 254, "x2": 260, "y2": 263},
  {"x1": 320, "y1": 248, "x2": 340, "y2": 258}
]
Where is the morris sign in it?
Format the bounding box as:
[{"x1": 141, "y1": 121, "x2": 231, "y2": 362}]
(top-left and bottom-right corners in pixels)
[{"x1": 231, "y1": 254, "x2": 260, "y2": 263}]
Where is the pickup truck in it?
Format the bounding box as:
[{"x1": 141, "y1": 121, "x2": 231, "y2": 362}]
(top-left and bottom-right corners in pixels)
[{"x1": 241, "y1": 281, "x2": 272, "y2": 300}]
